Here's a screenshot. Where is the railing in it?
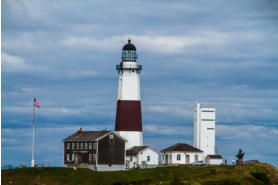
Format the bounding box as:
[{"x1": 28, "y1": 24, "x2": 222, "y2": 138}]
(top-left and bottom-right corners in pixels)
[{"x1": 116, "y1": 65, "x2": 142, "y2": 72}]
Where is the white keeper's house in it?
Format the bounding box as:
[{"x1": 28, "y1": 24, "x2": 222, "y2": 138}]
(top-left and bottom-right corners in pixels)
[{"x1": 160, "y1": 143, "x2": 204, "y2": 165}]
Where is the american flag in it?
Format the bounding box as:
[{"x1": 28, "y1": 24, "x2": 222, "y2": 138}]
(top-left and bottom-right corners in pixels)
[{"x1": 34, "y1": 98, "x2": 40, "y2": 108}]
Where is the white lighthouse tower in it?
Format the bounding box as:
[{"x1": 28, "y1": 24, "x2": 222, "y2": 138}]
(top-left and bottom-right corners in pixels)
[
  {"x1": 194, "y1": 102, "x2": 216, "y2": 156},
  {"x1": 115, "y1": 39, "x2": 143, "y2": 149}
]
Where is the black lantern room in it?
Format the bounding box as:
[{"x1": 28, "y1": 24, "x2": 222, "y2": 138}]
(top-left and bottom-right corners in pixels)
[{"x1": 122, "y1": 39, "x2": 137, "y2": 61}]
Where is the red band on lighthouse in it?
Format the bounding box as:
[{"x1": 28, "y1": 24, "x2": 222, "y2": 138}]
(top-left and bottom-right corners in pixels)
[{"x1": 115, "y1": 100, "x2": 142, "y2": 131}]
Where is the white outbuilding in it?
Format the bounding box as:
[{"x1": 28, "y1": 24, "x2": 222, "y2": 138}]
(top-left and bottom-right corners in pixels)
[
  {"x1": 126, "y1": 146, "x2": 159, "y2": 169},
  {"x1": 205, "y1": 155, "x2": 223, "y2": 165},
  {"x1": 161, "y1": 143, "x2": 204, "y2": 165}
]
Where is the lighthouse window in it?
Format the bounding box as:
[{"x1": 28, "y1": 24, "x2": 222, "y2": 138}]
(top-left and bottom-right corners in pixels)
[{"x1": 177, "y1": 154, "x2": 181, "y2": 161}]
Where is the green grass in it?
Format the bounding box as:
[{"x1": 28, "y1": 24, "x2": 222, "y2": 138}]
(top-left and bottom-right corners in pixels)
[{"x1": 2, "y1": 163, "x2": 278, "y2": 185}]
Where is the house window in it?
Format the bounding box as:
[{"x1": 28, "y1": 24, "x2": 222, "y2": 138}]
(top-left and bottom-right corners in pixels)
[
  {"x1": 147, "y1": 156, "x2": 150, "y2": 161},
  {"x1": 195, "y1": 154, "x2": 198, "y2": 162},
  {"x1": 76, "y1": 143, "x2": 79, "y2": 150},
  {"x1": 130, "y1": 157, "x2": 133, "y2": 162},
  {"x1": 89, "y1": 154, "x2": 92, "y2": 162},
  {"x1": 93, "y1": 154, "x2": 96, "y2": 161},
  {"x1": 85, "y1": 143, "x2": 88, "y2": 150},
  {"x1": 80, "y1": 143, "x2": 84, "y2": 150},
  {"x1": 162, "y1": 155, "x2": 164, "y2": 161},
  {"x1": 66, "y1": 154, "x2": 70, "y2": 161},
  {"x1": 66, "y1": 143, "x2": 70, "y2": 150},
  {"x1": 109, "y1": 134, "x2": 114, "y2": 139},
  {"x1": 72, "y1": 154, "x2": 75, "y2": 161},
  {"x1": 170, "y1": 154, "x2": 172, "y2": 161},
  {"x1": 177, "y1": 154, "x2": 181, "y2": 161},
  {"x1": 89, "y1": 142, "x2": 92, "y2": 149},
  {"x1": 72, "y1": 143, "x2": 75, "y2": 150},
  {"x1": 93, "y1": 142, "x2": 96, "y2": 149}
]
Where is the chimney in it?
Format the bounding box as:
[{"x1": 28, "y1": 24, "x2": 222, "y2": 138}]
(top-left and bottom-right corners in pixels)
[
  {"x1": 101, "y1": 130, "x2": 108, "y2": 136},
  {"x1": 78, "y1": 128, "x2": 82, "y2": 134}
]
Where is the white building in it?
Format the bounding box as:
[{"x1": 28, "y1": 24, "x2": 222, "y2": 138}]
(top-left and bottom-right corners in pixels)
[
  {"x1": 194, "y1": 102, "x2": 222, "y2": 164},
  {"x1": 126, "y1": 146, "x2": 159, "y2": 168},
  {"x1": 161, "y1": 143, "x2": 204, "y2": 165},
  {"x1": 205, "y1": 155, "x2": 223, "y2": 165},
  {"x1": 194, "y1": 102, "x2": 216, "y2": 156}
]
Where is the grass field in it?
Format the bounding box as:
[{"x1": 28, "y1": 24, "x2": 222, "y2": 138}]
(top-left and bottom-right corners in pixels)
[{"x1": 2, "y1": 163, "x2": 278, "y2": 185}]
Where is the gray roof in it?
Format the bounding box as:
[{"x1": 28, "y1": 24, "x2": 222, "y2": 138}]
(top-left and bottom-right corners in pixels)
[
  {"x1": 161, "y1": 143, "x2": 203, "y2": 153},
  {"x1": 63, "y1": 130, "x2": 111, "y2": 142},
  {"x1": 126, "y1": 146, "x2": 149, "y2": 156}
]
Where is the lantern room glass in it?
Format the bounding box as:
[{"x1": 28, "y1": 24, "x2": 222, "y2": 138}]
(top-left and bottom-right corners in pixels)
[{"x1": 122, "y1": 50, "x2": 137, "y2": 61}]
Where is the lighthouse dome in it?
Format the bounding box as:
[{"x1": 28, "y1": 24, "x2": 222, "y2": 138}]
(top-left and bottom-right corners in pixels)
[
  {"x1": 122, "y1": 39, "x2": 137, "y2": 61},
  {"x1": 123, "y1": 39, "x2": 136, "y2": 50}
]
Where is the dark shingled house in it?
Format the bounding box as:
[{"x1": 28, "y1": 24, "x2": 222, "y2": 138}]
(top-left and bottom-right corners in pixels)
[{"x1": 63, "y1": 128, "x2": 127, "y2": 171}]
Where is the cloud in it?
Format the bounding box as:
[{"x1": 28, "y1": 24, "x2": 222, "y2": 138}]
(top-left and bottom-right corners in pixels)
[
  {"x1": 2, "y1": 52, "x2": 37, "y2": 72},
  {"x1": 144, "y1": 124, "x2": 192, "y2": 136},
  {"x1": 216, "y1": 124, "x2": 278, "y2": 140},
  {"x1": 63, "y1": 32, "x2": 229, "y2": 53}
]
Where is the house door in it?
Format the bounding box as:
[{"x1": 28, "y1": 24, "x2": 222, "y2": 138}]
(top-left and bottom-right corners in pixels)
[
  {"x1": 186, "y1": 154, "x2": 190, "y2": 164},
  {"x1": 81, "y1": 152, "x2": 88, "y2": 163},
  {"x1": 165, "y1": 154, "x2": 168, "y2": 164}
]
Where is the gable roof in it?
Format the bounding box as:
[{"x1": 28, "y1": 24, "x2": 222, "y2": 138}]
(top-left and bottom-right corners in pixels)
[
  {"x1": 160, "y1": 143, "x2": 203, "y2": 153},
  {"x1": 63, "y1": 130, "x2": 110, "y2": 142},
  {"x1": 95, "y1": 131, "x2": 128, "y2": 142},
  {"x1": 126, "y1": 146, "x2": 149, "y2": 156}
]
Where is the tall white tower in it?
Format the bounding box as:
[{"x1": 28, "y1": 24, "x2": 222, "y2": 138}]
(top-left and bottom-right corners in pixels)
[
  {"x1": 194, "y1": 102, "x2": 216, "y2": 156},
  {"x1": 115, "y1": 39, "x2": 143, "y2": 149}
]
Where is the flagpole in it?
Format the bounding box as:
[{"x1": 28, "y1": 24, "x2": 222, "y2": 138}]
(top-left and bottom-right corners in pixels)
[{"x1": 31, "y1": 99, "x2": 35, "y2": 167}]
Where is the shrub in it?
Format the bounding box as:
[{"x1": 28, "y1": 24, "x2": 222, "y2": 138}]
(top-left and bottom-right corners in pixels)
[{"x1": 251, "y1": 172, "x2": 269, "y2": 184}]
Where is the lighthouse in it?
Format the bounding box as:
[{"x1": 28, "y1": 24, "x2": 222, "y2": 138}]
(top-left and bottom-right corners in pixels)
[{"x1": 115, "y1": 39, "x2": 143, "y2": 149}]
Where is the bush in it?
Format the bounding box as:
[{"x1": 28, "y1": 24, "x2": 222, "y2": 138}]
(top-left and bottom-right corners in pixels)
[
  {"x1": 251, "y1": 172, "x2": 269, "y2": 184},
  {"x1": 202, "y1": 179, "x2": 240, "y2": 185}
]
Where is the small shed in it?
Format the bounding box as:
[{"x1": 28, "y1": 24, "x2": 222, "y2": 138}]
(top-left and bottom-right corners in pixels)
[
  {"x1": 205, "y1": 155, "x2": 223, "y2": 165},
  {"x1": 126, "y1": 146, "x2": 159, "y2": 168}
]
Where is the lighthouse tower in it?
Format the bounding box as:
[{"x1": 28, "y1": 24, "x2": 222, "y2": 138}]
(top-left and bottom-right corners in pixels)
[{"x1": 115, "y1": 39, "x2": 143, "y2": 149}]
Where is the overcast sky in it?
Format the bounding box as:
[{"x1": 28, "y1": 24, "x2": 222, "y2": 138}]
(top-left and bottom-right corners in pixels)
[{"x1": 2, "y1": 0, "x2": 278, "y2": 167}]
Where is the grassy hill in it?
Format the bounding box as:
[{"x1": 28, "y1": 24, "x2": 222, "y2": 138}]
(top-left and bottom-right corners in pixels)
[{"x1": 2, "y1": 163, "x2": 278, "y2": 185}]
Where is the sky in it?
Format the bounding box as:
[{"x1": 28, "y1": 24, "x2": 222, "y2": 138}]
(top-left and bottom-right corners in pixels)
[{"x1": 2, "y1": 0, "x2": 278, "y2": 168}]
